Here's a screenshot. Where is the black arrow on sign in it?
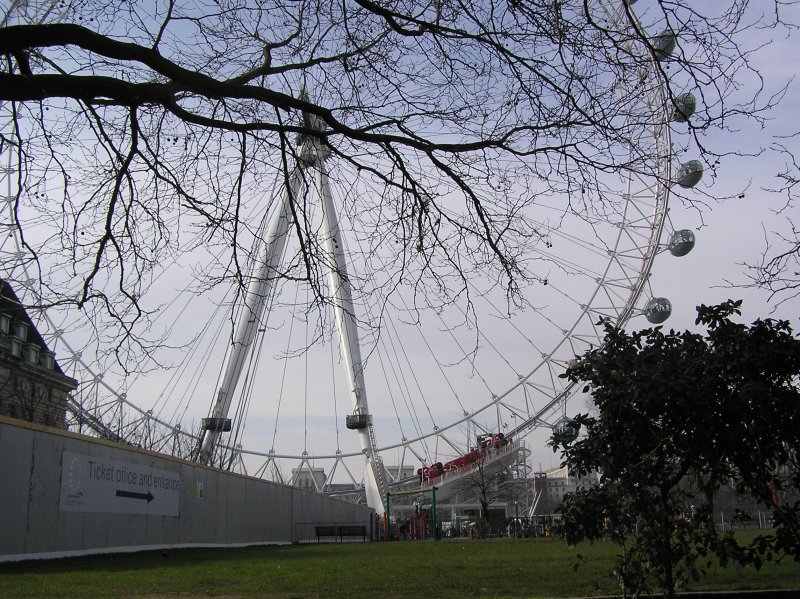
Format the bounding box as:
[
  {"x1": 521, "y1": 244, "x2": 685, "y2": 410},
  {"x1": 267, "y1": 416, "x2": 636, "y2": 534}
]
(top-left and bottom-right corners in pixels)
[{"x1": 116, "y1": 489, "x2": 154, "y2": 503}]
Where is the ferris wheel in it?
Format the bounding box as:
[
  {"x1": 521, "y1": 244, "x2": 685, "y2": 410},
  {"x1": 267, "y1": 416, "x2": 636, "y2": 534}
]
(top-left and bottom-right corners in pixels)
[{"x1": 1, "y1": 0, "x2": 705, "y2": 514}]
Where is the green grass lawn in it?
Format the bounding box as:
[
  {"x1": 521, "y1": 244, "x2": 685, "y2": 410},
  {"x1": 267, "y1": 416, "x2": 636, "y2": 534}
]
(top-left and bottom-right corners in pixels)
[{"x1": 1, "y1": 537, "x2": 799, "y2": 598}]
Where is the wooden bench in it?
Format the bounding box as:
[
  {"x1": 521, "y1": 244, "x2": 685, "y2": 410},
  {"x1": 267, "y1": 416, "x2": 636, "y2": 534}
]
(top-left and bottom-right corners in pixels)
[
  {"x1": 314, "y1": 525, "x2": 338, "y2": 541},
  {"x1": 337, "y1": 525, "x2": 367, "y2": 541}
]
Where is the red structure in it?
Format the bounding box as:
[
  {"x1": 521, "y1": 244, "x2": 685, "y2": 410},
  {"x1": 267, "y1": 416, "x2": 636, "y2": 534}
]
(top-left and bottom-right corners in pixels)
[{"x1": 417, "y1": 433, "x2": 511, "y2": 483}]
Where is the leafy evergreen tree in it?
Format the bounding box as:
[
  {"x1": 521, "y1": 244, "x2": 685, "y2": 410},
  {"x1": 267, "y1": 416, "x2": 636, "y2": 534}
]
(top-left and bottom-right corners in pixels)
[{"x1": 553, "y1": 300, "x2": 800, "y2": 597}]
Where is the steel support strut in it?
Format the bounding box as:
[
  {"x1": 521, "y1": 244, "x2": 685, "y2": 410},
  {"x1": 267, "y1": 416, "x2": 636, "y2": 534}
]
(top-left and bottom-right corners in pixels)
[
  {"x1": 315, "y1": 139, "x2": 387, "y2": 513},
  {"x1": 196, "y1": 167, "x2": 302, "y2": 464},
  {"x1": 197, "y1": 106, "x2": 386, "y2": 513}
]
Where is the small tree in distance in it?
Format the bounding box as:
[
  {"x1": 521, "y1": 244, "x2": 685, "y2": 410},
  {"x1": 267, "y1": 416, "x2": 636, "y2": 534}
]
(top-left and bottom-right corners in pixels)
[
  {"x1": 551, "y1": 300, "x2": 800, "y2": 599},
  {"x1": 454, "y1": 453, "x2": 511, "y2": 538}
]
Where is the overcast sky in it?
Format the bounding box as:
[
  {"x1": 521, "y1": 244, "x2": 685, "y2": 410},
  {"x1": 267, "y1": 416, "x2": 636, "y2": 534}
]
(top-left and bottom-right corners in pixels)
[
  {"x1": 653, "y1": 9, "x2": 800, "y2": 331},
  {"x1": 120, "y1": 0, "x2": 800, "y2": 477},
  {"x1": 5, "y1": 0, "x2": 798, "y2": 480}
]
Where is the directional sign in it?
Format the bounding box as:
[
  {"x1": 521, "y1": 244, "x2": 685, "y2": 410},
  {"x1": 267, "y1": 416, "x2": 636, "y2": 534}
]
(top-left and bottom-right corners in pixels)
[
  {"x1": 116, "y1": 489, "x2": 154, "y2": 502},
  {"x1": 59, "y1": 451, "x2": 181, "y2": 517}
]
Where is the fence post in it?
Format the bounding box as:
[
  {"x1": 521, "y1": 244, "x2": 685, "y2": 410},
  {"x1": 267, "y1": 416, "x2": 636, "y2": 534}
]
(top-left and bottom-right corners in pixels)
[
  {"x1": 385, "y1": 492, "x2": 391, "y2": 541},
  {"x1": 432, "y1": 486, "x2": 438, "y2": 541}
]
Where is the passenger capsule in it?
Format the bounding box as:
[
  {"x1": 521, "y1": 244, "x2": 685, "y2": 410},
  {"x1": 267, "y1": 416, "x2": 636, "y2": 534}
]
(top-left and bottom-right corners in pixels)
[
  {"x1": 554, "y1": 417, "x2": 572, "y2": 434},
  {"x1": 668, "y1": 229, "x2": 695, "y2": 257},
  {"x1": 671, "y1": 93, "x2": 696, "y2": 122},
  {"x1": 554, "y1": 417, "x2": 578, "y2": 441},
  {"x1": 645, "y1": 297, "x2": 672, "y2": 324},
  {"x1": 651, "y1": 30, "x2": 677, "y2": 60},
  {"x1": 675, "y1": 160, "x2": 703, "y2": 189}
]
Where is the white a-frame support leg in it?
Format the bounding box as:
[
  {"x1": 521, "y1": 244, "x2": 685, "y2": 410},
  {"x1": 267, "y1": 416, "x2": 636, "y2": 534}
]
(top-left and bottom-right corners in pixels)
[
  {"x1": 197, "y1": 168, "x2": 302, "y2": 464},
  {"x1": 196, "y1": 133, "x2": 386, "y2": 513},
  {"x1": 315, "y1": 146, "x2": 386, "y2": 514}
]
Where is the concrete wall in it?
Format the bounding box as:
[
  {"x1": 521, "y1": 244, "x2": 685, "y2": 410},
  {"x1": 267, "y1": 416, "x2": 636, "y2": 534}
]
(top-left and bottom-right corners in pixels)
[{"x1": 0, "y1": 416, "x2": 373, "y2": 562}]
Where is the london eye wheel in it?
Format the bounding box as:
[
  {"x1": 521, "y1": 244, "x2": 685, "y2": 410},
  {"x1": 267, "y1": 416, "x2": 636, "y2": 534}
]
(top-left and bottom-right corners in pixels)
[{"x1": 1, "y1": 0, "x2": 703, "y2": 513}]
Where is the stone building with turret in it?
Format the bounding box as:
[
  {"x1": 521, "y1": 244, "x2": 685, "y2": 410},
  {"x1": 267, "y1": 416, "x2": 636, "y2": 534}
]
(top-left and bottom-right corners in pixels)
[{"x1": 0, "y1": 280, "x2": 77, "y2": 428}]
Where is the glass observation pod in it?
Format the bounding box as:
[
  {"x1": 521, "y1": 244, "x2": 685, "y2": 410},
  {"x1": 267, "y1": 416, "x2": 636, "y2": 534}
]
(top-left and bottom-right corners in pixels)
[
  {"x1": 651, "y1": 29, "x2": 677, "y2": 60},
  {"x1": 671, "y1": 93, "x2": 697, "y2": 123},
  {"x1": 645, "y1": 297, "x2": 673, "y2": 324},
  {"x1": 668, "y1": 229, "x2": 696, "y2": 257},
  {"x1": 675, "y1": 160, "x2": 704, "y2": 189}
]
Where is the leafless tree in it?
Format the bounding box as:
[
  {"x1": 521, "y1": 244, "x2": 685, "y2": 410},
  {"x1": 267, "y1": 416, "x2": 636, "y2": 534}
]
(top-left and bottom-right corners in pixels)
[
  {"x1": 0, "y1": 0, "x2": 793, "y2": 366},
  {"x1": 745, "y1": 139, "x2": 800, "y2": 305},
  {"x1": 454, "y1": 454, "x2": 512, "y2": 534}
]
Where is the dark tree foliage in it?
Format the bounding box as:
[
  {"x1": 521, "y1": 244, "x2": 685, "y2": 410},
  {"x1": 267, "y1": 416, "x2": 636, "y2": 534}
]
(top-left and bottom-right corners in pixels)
[{"x1": 552, "y1": 300, "x2": 800, "y2": 598}]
